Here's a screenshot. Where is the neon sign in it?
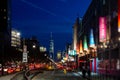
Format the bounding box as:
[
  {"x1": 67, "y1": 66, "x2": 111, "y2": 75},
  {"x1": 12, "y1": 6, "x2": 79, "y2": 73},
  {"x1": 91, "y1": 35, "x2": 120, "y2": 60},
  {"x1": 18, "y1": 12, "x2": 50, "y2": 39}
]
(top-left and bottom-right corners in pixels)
[{"x1": 99, "y1": 17, "x2": 107, "y2": 42}]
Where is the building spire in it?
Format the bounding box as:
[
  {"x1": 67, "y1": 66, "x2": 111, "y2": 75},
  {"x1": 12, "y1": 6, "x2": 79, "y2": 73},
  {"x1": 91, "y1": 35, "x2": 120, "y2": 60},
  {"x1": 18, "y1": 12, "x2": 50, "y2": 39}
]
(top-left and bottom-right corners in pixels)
[
  {"x1": 50, "y1": 32, "x2": 53, "y2": 40},
  {"x1": 49, "y1": 32, "x2": 54, "y2": 60}
]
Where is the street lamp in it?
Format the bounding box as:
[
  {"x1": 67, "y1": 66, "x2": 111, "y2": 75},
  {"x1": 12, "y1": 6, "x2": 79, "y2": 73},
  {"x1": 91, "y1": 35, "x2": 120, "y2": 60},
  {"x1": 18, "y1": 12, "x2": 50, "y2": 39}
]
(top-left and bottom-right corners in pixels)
[
  {"x1": 16, "y1": 32, "x2": 20, "y2": 36},
  {"x1": 33, "y1": 45, "x2": 36, "y2": 48},
  {"x1": 32, "y1": 44, "x2": 36, "y2": 62}
]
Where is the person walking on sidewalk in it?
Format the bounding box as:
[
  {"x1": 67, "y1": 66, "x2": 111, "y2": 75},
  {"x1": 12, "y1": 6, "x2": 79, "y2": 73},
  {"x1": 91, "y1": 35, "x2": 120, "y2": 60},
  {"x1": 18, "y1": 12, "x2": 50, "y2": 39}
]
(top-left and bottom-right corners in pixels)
[
  {"x1": 87, "y1": 65, "x2": 91, "y2": 80},
  {"x1": 82, "y1": 65, "x2": 86, "y2": 78}
]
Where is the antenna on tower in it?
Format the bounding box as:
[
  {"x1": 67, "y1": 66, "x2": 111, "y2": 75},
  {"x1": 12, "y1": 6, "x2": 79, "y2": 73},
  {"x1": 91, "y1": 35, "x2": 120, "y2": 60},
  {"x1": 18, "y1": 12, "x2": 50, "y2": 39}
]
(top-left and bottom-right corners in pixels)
[{"x1": 50, "y1": 32, "x2": 52, "y2": 40}]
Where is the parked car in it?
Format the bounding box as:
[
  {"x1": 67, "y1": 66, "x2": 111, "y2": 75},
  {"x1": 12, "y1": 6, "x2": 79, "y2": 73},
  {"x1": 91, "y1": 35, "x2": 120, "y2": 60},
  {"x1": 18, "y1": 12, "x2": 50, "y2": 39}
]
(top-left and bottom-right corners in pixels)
[{"x1": 65, "y1": 67, "x2": 73, "y2": 72}]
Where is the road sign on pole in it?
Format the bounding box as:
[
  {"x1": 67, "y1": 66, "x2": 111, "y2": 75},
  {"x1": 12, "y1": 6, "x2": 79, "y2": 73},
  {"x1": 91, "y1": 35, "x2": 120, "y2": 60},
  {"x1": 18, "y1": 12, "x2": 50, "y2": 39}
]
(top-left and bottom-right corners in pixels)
[
  {"x1": 22, "y1": 45, "x2": 28, "y2": 63},
  {"x1": 22, "y1": 52, "x2": 28, "y2": 62}
]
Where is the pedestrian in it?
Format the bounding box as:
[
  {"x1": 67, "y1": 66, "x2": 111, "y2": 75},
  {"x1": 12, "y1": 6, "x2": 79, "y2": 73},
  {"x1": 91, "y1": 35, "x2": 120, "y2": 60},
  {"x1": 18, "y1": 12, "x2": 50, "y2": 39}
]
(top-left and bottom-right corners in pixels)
[
  {"x1": 63, "y1": 69, "x2": 67, "y2": 74},
  {"x1": 82, "y1": 65, "x2": 86, "y2": 78},
  {"x1": 87, "y1": 66, "x2": 91, "y2": 80}
]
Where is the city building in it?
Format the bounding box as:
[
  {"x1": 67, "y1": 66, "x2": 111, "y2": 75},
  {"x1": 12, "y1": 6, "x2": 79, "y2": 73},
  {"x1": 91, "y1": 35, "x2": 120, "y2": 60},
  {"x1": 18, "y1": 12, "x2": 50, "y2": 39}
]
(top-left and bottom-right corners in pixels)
[
  {"x1": 56, "y1": 50, "x2": 62, "y2": 61},
  {"x1": 9, "y1": 29, "x2": 22, "y2": 62},
  {"x1": 76, "y1": 0, "x2": 119, "y2": 77},
  {"x1": 0, "y1": 0, "x2": 11, "y2": 63},
  {"x1": 21, "y1": 36, "x2": 41, "y2": 63},
  {"x1": 73, "y1": 17, "x2": 80, "y2": 51},
  {"x1": 40, "y1": 46, "x2": 47, "y2": 52},
  {"x1": 11, "y1": 29, "x2": 21, "y2": 48},
  {"x1": 49, "y1": 32, "x2": 54, "y2": 60}
]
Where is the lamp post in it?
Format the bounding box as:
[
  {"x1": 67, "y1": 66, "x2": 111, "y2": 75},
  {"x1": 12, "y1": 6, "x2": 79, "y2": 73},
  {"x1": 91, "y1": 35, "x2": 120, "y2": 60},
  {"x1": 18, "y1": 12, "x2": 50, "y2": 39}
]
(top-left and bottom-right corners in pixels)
[
  {"x1": 32, "y1": 44, "x2": 36, "y2": 62},
  {"x1": 33, "y1": 45, "x2": 36, "y2": 49}
]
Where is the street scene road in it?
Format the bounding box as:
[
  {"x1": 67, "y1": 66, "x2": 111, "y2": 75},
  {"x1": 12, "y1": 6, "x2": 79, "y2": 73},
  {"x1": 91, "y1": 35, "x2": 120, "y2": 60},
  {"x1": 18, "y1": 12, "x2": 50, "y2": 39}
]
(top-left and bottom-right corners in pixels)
[
  {"x1": 32, "y1": 70, "x2": 82, "y2": 80},
  {"x1": 0, "y1": 0, "x2": 120, "y2": 80}
]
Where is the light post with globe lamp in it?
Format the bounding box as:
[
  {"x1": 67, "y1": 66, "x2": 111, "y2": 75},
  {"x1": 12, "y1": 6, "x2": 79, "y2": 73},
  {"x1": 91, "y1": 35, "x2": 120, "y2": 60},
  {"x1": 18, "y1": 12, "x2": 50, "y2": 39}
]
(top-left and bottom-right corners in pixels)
[
  {"x1": 32, "y1": 44, "x2": 36, "y2": 62},
  {"x1": 33, "y1": 44, "x2": 36, "y2": 49}
]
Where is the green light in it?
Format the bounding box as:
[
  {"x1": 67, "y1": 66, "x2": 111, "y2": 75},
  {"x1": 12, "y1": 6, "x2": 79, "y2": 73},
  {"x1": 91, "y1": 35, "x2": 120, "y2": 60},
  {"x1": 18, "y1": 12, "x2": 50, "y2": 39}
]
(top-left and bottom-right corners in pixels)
[{"x1": 84, "y1": 35, "x2": 88, "y2": 51}]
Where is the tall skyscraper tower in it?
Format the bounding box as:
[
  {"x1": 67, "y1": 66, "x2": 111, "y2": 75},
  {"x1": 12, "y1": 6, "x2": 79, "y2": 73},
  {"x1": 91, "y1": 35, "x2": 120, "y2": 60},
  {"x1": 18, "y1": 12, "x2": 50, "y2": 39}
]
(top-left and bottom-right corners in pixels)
[
  {"x1": 49, "y1": 32, "x2": 54, "y2": 60},
  {"x1": 73, "y1": 17, "x2": 79, "y2": 50},
  {"x1": 0, "y1": 0, "x2": 11, "y2": 63}
]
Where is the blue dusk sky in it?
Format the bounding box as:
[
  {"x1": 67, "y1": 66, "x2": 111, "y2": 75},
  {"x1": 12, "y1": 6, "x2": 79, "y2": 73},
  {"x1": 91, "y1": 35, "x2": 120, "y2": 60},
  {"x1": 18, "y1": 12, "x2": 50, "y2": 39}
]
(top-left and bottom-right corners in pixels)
[{"x1": 11, "y1": 0, "x2": 92, "y2": 53}]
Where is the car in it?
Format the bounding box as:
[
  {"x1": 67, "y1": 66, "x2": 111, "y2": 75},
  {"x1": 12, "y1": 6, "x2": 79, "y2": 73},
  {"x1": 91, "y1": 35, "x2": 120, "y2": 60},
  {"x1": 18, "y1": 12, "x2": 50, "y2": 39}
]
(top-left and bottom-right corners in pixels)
[
  {"x1": 65, "y1": 67, "x2": 73, "y2": 72},
  {"x1": 7, "y1": 67, "x2": 14, "y2": 74},
  {"x1": 57, "y1": 65, "x2": 64, "y2": 70},
  {"x1": 46, "y1": 65, "x2": 54, "y2": 71},
  {"x1": 15, "y1": 66, "x2": 21, "y2": 72}
]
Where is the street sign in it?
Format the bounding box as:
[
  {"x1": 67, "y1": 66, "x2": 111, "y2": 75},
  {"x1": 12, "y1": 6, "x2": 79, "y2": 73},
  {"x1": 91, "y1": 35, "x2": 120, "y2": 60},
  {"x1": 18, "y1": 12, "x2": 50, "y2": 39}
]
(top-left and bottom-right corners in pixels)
[
  {"x1": 22, "y1": 45, "x2": 28, "y2": 63},
  {"x1": 22, "y1": 52, "x2": 28, "y2": 62}
]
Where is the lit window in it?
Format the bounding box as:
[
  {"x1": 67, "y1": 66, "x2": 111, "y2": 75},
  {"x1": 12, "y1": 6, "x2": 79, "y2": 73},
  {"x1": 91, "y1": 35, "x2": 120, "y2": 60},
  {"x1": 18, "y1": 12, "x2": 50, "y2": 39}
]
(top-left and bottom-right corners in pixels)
[
  {"x1": 119, "y1": 37, "x2": 120, "y2": 41},
  {"x1": 4, "y1": 9, "x2": 6, "y2": 12},
  {"x1": 4, "y1": 16, "x2": 6, "y2": 19}
]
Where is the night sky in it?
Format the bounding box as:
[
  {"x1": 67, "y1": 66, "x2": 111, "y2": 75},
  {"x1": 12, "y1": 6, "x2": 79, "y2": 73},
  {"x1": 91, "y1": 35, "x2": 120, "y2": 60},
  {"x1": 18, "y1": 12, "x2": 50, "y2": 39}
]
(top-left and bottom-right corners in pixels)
[{"x1": 11, "y1": 0, "x2": 92, "y2": 53}]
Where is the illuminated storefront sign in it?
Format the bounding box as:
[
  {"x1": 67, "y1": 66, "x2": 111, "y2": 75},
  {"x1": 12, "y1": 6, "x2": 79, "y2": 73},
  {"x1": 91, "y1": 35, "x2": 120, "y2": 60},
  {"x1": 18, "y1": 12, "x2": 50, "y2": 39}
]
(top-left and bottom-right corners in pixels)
[
  {"x1": 57, "y1": 53, "x2": 61, "y2": 59},
  {"x1": 90, "y1": 29, "x2": 95, "y2": 47},
  {"x1": 76, "y1": 43, "x2": 79, "y2": 54},
  {"x1": 83, "y1": 36, "x2": 88, "y2": 51},
  {"x1": 99, "y1": 17, "x2": 107, "y2": 42},
  {"x1": 79, "y1": 40, "x2": 84, "y2": 56},
  {"x1": 118, "y1": 0, "x2": 120, "y2": 32},
  {"x1": 79, "y1": 40, "x2": 83, "y2": 53},
  {"x1": 68, "y1": 50, "x2": 76, "y2": 56}
]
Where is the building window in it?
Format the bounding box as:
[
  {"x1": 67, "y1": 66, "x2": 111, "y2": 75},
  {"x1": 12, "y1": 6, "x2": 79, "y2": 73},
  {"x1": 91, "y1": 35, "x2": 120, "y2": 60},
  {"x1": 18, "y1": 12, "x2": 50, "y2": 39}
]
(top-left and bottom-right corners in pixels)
[
  {"x1": 4, "y1": 9, "x2": 6, "y2": 12},
  {"x1": 4, "y1": 16, "x2": 6, "y2": 19}
]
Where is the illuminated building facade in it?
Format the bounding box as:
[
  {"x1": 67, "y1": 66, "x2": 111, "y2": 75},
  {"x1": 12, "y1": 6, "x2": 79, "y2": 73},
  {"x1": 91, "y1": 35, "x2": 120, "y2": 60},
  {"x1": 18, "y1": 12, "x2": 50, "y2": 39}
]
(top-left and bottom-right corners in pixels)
[
  {"x1": 57, "y1": 50, "x2": 62, "y2": 61},
  {"x1": 49, "y1": 32, "x2": 54, "y2": 60},
  {"x1": 73, "y1": 17, "x2": 79, "y2": 51},
  {"x1": 76, "y1": 0, "x2": 119, "y2": 77},
  {"x1": 11, "y1": 29, "x2": 21, "y2": 48}
]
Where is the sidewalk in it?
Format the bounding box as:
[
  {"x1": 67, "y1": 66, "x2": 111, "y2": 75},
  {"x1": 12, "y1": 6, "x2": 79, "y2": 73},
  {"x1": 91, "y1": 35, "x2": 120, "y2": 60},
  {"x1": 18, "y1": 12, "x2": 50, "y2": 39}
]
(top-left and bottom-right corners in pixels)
[{"x1": 77, "y1": 71, "x2": 119, "y2": 80}]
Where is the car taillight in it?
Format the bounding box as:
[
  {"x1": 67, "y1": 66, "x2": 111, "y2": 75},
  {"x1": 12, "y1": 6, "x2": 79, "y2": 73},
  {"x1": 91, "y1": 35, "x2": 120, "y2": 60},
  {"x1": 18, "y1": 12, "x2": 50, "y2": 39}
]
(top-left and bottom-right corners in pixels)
[{"x1": 4, "y1": 68, "x2": 8, "y2": 72}]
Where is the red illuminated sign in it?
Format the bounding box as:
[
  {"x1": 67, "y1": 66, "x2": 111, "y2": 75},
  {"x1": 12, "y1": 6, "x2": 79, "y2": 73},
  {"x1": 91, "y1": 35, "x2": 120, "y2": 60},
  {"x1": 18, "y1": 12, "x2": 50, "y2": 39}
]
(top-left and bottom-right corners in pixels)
[{"x1": 99, "y1": 17, "x2": 107, "y2": 42}]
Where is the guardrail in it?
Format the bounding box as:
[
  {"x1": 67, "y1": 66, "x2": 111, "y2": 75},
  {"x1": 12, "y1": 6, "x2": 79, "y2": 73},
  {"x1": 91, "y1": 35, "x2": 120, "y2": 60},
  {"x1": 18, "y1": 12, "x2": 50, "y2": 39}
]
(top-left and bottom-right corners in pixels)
[
  {"x1": 24, "y1": 69, "x2": 43, "y2": 80},
  {"x1": 10, "y1": 71, "x2": 25, "y2": 80}
]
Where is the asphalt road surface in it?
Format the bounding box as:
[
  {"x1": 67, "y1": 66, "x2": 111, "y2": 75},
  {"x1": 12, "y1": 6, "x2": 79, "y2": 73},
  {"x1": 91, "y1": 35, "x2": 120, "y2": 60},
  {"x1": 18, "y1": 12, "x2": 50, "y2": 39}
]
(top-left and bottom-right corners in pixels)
[{"x1": 32, "y1": 70, "x2": 84, "y2": 80}]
